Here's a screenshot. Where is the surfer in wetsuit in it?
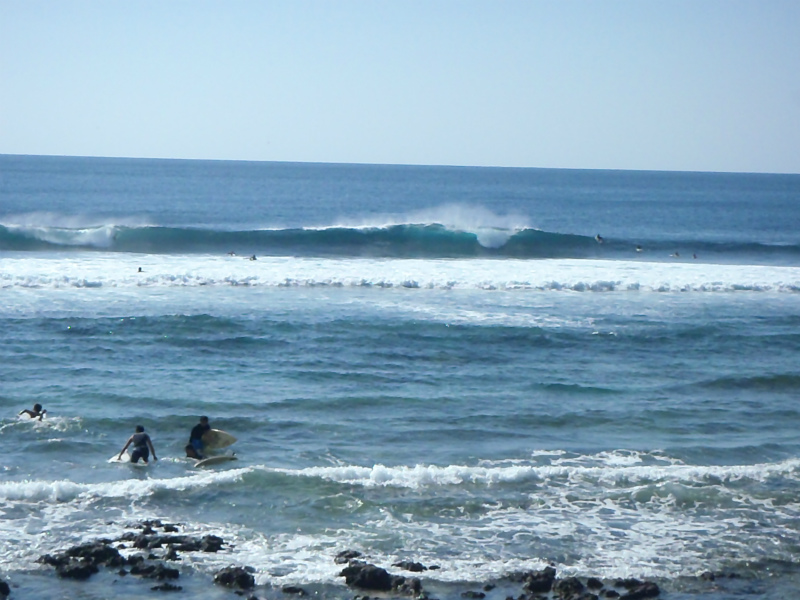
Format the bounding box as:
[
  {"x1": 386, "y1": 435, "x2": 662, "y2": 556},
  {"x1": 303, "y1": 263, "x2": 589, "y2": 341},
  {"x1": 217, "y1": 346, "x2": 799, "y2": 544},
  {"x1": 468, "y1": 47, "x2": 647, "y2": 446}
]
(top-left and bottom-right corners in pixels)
[
  {"x1": 118, "y1": 425, "x2": 158, "y2": 464},
  {"x1": 188, "y1": 416, "x2": 211, "y2": 459},
  {"x1": 19, "y1": 403, "x2": 47, "y2": 421}
]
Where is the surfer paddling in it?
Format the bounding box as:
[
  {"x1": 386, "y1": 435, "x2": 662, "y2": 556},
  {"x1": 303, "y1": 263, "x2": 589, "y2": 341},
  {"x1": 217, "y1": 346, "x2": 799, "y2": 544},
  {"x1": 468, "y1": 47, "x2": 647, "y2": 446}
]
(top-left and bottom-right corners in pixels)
[
  {"x1": 19, "y1": 403, "x2": 47, "y2": 421},
  {"x1": 187, "y1": 416, "x2": 211, "y2": 459},
  {"x1": 118, "y1": 425, "x2": 158, "y2": 464}
]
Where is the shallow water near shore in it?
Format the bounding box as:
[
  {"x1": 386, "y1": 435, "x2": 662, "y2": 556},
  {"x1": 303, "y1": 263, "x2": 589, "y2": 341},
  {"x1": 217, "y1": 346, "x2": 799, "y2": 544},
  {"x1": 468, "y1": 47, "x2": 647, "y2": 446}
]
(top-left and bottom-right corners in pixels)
[{"x1": 1, "y1": 156, "x2": 800, "y2": 599}]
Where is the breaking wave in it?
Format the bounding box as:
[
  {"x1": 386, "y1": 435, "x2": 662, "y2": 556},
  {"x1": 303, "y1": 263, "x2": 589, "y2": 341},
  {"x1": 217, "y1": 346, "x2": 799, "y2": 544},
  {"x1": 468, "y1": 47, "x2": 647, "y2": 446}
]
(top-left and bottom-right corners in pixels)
[{"x1": 3, "y1": 221, "x2": 799, "y2": 263}]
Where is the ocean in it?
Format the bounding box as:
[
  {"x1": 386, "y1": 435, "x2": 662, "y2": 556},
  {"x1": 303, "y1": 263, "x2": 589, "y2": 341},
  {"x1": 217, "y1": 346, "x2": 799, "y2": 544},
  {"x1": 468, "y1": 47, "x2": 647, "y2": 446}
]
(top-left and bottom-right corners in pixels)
[{"x1": 1, "y1": 154, "x2": 799, "y2": 599}]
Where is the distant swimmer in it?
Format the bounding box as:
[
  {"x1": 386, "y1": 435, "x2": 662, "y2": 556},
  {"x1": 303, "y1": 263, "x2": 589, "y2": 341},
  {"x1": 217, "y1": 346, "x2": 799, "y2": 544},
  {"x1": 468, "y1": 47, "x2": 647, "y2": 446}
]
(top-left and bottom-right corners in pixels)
[
  {"x1": 138, "y1": 267, "x2": 143, "y2": 273},
  {"x1": 671, "y1": 252, "x2": 680, "y2": 258},
  {"x1": 19, "y1": 403, "x2": 46, "y2": 421},
  {"x1": 693, "y1": 253, "x2": 698, "y2": 259},
  {"x1": 249, "y1": 254, "x2": 257, "y2": 261},
  {"x1": 595, "y1": 234, "x2": 605, "y2": 244},
  {"x1": 227, "y1": 251, "x2": 236, "y2": 256},
  {"x1": 635, "y1": 245, "x2": 643, "y2": 253},
  {"x1": 118, "y1": 425, "x2": 157, "y2": 464}
]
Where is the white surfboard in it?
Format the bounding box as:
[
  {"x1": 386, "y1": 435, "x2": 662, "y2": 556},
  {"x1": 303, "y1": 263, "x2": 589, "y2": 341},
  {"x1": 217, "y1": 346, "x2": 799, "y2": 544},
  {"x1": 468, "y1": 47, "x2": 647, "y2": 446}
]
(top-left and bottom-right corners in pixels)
[
  {"x1": 201, "y1": 429, "x2": 237, "y2": 450},
  {"x1": 194, "y1": 455, "x2": 238, "y2": 468},
  {"x1": 108, "y1": 453, "x2": 149, "y2": 466}
]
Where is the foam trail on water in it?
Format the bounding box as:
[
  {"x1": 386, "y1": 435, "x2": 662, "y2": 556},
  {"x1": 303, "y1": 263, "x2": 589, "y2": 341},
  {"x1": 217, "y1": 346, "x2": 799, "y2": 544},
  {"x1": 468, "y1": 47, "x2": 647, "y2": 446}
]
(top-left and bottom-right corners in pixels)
[
  {"x1": 274, "y1": 457, "x2": 800, "y2": 489},
  {"x1": 2, "y1": 255, "x2": 799, "y2": 294},
  {"x1": 0, "y1": 469, "x2": 249, "y2": 502}
]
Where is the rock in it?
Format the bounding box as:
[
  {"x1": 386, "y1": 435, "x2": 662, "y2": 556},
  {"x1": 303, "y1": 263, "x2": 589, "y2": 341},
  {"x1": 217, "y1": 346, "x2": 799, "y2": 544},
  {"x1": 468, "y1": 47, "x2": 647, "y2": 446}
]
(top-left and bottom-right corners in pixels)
[
  {"x1": 214, "y1": 566, "x2": 255, "y2": 590},
  {"x1": 152, "y1": 563, "x2": 180, "y2": 580},
  {"x1": 151, "y1": 582, "x2": 183, "y2": 592},
  {"x1": 522, "y1": 567, "x2": 557, "y2": 594},
  {"x1": 199, "y1": 535, "x2": 225, "y2": 552},
  {"x1": 395, "y1": 576, "x2": 423, "y2": 596},
  {"x1": 553, "y1": 577, "x2": 584, "y2": 599},
  {"x1": 65, "y1": 541, "x2": 125, "y2": 568},
  {"x1": 334, "y1": 549, "x2": 363, "y2": 564},
  {"x1": 393, "y1": 560, "x2": 427, "y2": 572},
  {"x1": 461, "y1": 591, "x2": 485, "y2": 599},
  {"x1": 620, "y1": 582, "x2": 660, "y2": 599},
  {"x1": 37, "y1": 541, "x2": 124, "y2": 581},
  {"x1": 57, "y1": 559, "x2": 99, "y2": 580},
  {"x1": 130, "y1": 562, "x2": 180, "y2": 580},
  {"x1": 282, "y1": 585, "x2": 307, "y2": 595},
  {"x1": 117, "y1": 533, "x2": 225, "y2": 553},
  {"x1": 0, "y1": 579, "x2": 8, "y2": 598},
  {"x1": 587, "y1": 578, "x2": 604, "y2": 590},
  {"x1": 339, "y1": 563, "x2": 393, "y2": 591}
]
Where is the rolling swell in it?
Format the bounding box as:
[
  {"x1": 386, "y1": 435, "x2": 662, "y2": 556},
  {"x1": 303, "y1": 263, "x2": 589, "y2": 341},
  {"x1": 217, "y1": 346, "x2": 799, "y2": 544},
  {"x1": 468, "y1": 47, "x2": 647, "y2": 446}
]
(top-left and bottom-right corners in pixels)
[
  {"x1": 0, "y1": 223, "x2": 596, "y2": 258},
  {"x1": 3, "y1": 222, "x2": 799, "y2": 262}
]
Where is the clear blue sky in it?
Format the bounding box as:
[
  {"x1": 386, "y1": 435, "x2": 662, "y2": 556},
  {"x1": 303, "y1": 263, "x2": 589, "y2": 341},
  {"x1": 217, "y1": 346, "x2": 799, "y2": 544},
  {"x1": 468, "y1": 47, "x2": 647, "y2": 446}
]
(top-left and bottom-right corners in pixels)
[{"x1": 2, "y1": 0, "x2": 798, "y2": 173}]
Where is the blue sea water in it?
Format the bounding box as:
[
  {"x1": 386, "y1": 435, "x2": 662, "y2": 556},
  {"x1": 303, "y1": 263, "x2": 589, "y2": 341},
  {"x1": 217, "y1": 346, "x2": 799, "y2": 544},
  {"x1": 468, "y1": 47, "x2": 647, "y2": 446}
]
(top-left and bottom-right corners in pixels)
[{"x1": 1, "y1": 155, "x2": 800, "y2": 599}]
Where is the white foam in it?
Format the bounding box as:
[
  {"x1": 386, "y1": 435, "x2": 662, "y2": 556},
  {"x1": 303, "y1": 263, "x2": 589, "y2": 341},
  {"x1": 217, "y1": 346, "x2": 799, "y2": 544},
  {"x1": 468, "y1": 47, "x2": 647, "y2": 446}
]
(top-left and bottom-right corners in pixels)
[
  {"x1": 2, "y1": 455, "x2": 799, "y2": 582},
  {"x1": 274, "y1": 457, "x2": 800, "y2": 489},
  {"x1": 1, "y1": 254, "x2": 798, "y2": 296},
  {"x1": 0, "y1": 468, "x2": 249, "y2": 503}
]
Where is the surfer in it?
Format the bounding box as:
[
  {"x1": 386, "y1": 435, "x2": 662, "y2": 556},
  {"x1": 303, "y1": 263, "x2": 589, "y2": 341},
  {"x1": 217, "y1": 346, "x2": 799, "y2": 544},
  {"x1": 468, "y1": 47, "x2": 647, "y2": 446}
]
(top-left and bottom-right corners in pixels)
[
  {"x1": 188, "y1": 416, "x2": 211, "y2": 459},
  {"x1": 118, "y1": 425, "x2": 158, "y2": 464},
  {"x1": 595, "y1": 234, "x2": 605, "y2": 244},
  {"x1": 19, "y1": 403, "x2": 47, "y2": 421}
]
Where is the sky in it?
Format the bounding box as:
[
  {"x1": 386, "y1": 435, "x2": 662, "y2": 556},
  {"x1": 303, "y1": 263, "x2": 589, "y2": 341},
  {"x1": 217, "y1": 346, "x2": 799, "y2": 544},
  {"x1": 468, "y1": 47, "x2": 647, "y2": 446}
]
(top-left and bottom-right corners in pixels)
[{"x1": 1, "y1": 1, "x2": 799, "y2": 173}]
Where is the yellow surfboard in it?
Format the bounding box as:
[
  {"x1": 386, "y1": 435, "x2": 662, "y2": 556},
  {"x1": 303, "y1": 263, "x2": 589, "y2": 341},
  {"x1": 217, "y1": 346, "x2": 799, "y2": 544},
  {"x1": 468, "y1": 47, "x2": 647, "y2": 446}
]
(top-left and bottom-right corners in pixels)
[{"x1": 201, "y1": 428, "x2": 237, "y2": 450}]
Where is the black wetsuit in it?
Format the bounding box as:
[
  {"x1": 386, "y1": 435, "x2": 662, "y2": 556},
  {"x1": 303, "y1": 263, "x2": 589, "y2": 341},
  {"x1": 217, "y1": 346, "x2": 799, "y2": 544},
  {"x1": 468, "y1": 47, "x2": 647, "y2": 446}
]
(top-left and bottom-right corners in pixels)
[
  {"x1": 190, "y1": 423, "x2": 210, "y2": 455},
  {"x1": 130, "y1": 432, "x2": 151, "y2": 463}
]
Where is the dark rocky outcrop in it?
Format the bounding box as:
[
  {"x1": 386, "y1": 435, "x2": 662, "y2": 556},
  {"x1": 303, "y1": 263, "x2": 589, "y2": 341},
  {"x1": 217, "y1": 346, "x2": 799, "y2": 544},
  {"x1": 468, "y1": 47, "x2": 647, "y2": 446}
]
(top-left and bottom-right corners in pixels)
[
  {"x1": 214, "y1": 565, "x2": 255, "y2": 590},
  {"x1": 552, "y1": 576, "x2": 585, "y2": 599},
  {"x1": 37, "y1": 522, "x2": 230, "y2": 588},
  {"x1": 338, "y1": 559, "x2": 425, "y2": 597},
  {"x1": 119, "y1": 532, "x2": 224, "y2": 553},
  {"x1": 393, "y1": 560, "x2": 428, "y2": 572},
  {"x1": 620, "y1": 582, "x2": 660, "y2": 599},
  {"x1": 334, "y1": 549, "x2": 363, "y2": 564},
  {"x1": 505, "y1": 568, "x2": 658, "y2": 600},
  {"x1": 587, "y1": 578, "x2": 604, "y2": 590},
  {"x1": 37, "y1": 541, "x2": 124, "y2": 580},
  {"x1": 32, "y1": 524, "x2": 665, "y2": 600},
  {"x1": 521, "y1": 566, "x2": 557, "y2": 593},
  {"x1": 282, "y1": 585, "x2": 307, "y2": 595},
  {"x1": 339, "y1": 563, "x2": 393, "y2": 591},
  {"x1": 129, "y1": 562, "x2": 180, "y2": 580},
  {"x1": 150, "y1": 582, "x2": 183, "y2": 592}
]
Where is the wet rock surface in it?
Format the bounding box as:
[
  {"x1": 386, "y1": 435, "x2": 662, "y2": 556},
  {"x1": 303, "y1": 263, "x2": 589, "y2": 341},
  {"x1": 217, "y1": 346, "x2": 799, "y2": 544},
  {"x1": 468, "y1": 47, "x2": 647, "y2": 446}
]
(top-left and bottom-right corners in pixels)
[{"x1": 31, "y1": 527, "x2": 669, "y2": 599}]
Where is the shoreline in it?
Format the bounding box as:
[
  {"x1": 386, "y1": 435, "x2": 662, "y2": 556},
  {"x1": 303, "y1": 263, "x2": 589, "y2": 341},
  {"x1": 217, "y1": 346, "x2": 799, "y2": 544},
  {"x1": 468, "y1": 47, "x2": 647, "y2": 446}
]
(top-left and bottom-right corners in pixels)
[{"x1": 0, "y1": 519, "x2": 777, "y2": 600}]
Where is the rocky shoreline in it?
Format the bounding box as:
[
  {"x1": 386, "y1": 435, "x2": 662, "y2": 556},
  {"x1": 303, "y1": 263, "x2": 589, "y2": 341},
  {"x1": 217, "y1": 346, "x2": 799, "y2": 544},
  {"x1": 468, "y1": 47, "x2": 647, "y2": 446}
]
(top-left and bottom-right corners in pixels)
[{"x1": 0, "y1": 519, "x2": 738, "y2": 600}]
